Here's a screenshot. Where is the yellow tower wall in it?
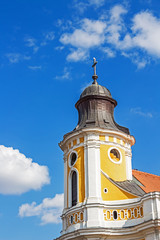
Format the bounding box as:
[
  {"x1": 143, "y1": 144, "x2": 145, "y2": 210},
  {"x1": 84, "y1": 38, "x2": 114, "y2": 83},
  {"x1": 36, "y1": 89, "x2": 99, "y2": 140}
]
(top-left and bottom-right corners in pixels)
[
  {"x1": 67, "y1": 146, "x2": 85, "y2": 207},
  {"x1": 101, "y1": 173, "x2": 137, "y2": 201},
  {"x1": 100, "y1": 144, "x2": 127, "y2": 181}
]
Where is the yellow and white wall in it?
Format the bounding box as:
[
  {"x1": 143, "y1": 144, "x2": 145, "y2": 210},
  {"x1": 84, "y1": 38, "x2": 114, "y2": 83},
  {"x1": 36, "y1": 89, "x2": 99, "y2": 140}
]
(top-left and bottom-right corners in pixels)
[
  {"x1": 60, "y1": 128, "x2": 139, "y2": 231},
  {"x1": 58, "y1": 129, "x2": 160, "y2": 240},
  {"x1": 62, "y1": 128, "x2": 135, "y2": 210}
]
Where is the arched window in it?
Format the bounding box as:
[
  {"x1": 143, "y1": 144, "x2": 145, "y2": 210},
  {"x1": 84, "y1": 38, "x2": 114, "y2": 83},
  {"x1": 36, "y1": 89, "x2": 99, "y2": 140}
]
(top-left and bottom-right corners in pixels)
[{"x1": 71, "y1": 171, "x2": 77, "y2": 206}]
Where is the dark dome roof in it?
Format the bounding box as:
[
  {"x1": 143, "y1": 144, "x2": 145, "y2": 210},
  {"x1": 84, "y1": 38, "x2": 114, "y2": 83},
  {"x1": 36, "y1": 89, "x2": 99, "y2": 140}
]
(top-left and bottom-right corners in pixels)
[
  {"x1": 74, "y1": 81, "x2": 129, "y2": 135},
  {"x1": 80, "y1": 83, "x2": 112, "y2": 99}
]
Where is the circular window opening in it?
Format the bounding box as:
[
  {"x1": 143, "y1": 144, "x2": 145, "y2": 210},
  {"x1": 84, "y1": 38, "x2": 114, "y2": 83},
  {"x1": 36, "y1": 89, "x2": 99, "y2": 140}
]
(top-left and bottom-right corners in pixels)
[
  {"x1": 108, "y1": 147, "x2": 122, "y2": 164},
  {"x1": 70, "y1": 152, "x2": 77, "y2": 166},
  {"x1": 110, "y1": 149, "x2": 120, "y2": 161},
  {"x1": 104, "y1": 188, "x2": 108, "y2": 193}
]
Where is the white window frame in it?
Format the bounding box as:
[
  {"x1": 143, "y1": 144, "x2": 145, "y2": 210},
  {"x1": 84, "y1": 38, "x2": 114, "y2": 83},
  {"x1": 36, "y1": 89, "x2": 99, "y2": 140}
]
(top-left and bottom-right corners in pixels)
[
  {"x1": 68, "y1": 150, "x2": 78, "y2": 168},
  {"x1": 68, "y1": 168, "x2": 79, "y2": 208},
  {"x1": 108, "y1": 146, "x2": 122, "y2": 164}
]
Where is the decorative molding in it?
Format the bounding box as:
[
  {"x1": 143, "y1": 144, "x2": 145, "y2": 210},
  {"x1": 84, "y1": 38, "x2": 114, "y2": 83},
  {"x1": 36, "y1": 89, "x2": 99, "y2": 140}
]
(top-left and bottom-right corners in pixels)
[
  {"x1": 68, "y1": 168, "x2": 79, "y2": 208},
  {"x1": 103, "y1": 206, "x2": 143, "y2": 221},
  {"x1": 66, "y1": 211, "x2": 84, "y2": 228},
  {"x1": 56, "y1": 218, "x2": 158, "y2": 240},
  {"x1": 68, "y1": 150, "x2": 78, "y2": 168},
  {"x1": 59, "y1": 128, "x2": 135, "y2": 151}
]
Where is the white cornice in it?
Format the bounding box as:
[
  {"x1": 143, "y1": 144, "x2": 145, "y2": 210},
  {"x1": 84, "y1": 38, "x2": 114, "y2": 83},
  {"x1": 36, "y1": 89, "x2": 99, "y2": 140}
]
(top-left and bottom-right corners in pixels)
[
  {"x1": 59, "y1": 128, "x2": 135, "y2": 151},
  {"x1": 55, "y1": 219, "x2": 160, "y2": 240},
  {"x1": 62, "y1": 192, "x2": 160, "y2": 217}
]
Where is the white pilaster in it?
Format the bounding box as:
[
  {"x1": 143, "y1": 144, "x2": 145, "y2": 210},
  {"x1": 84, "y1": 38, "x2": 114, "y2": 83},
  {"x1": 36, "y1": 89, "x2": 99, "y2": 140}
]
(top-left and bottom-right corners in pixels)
[
  {"x1": 125, "y1": 149, "x2": 132, "y2": 180},
  {"x1": 64, "y1": 154, "x2": 68, "y2": 209},
  {"x1": 84, "y1": 136, "x2": 88, "y2": 201},
  {"x1": 85, "y1": 133, "x2": 101, "y2": 202},
  {"x1": 145, "y1": 232, "x2": 158, "y2": 240}
]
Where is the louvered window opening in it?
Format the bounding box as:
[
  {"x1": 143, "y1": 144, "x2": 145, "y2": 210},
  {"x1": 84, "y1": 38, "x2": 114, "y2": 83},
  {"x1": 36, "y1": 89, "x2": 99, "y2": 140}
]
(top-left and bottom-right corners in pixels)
[
  {"x1": 72, "y1": 171, "x2": 77, "y2": 206},
  {"x1": 71, "y1": 152, "x2": 77, "y2": 166}
]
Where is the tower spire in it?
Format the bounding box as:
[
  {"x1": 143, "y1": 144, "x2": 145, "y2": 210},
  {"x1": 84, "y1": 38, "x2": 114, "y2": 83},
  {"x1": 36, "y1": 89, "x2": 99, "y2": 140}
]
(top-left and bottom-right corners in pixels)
[{"x1": 92, "y1": 57, "x2": 98, "y2": 85}]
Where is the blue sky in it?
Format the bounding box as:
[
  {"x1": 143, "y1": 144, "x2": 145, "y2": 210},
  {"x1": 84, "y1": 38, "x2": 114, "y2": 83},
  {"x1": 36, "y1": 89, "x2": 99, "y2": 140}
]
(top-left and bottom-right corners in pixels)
[{"x1": 0, "y1": 0, "x2": 160, "y2": 239}]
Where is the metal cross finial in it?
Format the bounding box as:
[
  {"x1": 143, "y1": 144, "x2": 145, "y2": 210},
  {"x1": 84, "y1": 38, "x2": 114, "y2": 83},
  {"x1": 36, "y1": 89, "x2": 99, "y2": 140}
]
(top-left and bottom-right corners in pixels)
[
  {"x1": 92, "y1": 57, "x2": 97, "y2": 75},
  {"x1": 92, "y1": 57, "x2": 98, "y2": 84}
]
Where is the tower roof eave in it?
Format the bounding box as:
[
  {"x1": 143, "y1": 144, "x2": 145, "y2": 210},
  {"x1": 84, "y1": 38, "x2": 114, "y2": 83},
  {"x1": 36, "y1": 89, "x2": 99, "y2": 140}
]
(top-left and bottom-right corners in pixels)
[{"x1": 59, "y1": 127, "x2": 135, "y2": 151}]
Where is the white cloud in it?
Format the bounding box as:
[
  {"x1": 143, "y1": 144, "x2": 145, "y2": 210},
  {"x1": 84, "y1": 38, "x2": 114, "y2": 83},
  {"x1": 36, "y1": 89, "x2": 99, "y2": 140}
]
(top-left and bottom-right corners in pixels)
[
  {"x1": 56, "y1": 19, "x2": 73, "y2": 32},
  {"x1": 60, "y1": 19, "x2": 106, "y2": 49},
  {"x1": 45, "y1": 31, "x2": 55, "y2": 41},
  {"x1": 55, "y1": 46, "x2": 64, "y2": 51},
  {"x1": 74, "y1": 0, "x2": 105, "y2": 14},
  {"x1": 101, "y1": 47, "x2": 116, "y2": 58},
  {"x1": 41, "y1": 31, "x2": 55, "y2": 46},
  {"x1": 67, "y1": 48, "x2": 88, "y2": 62},
  {"x1": 55, "y1": 67, "x2": 71, "y2": 80},
  {"x1": 60, "y1": 18, "x2": 106, "y2": 61},
  {"x1": 60, "y1": 4, "x2": 160, "y2": 67},
  {"x1": 6, "y1": 53, "x2": 21, "y2": 63},
  {"x1": 131, "y1": 56, "x2": 149, "y2": 69},
  {"x1": 6, "y1": 53, "x2": 31, "y2": 64},
  {"x1": 25, "y1": 37, "x2": 36, "y2": 47},
  {"x1": 121, "y1": 52, "x2": 150, "y2": 69},
  {"x1": 106, "y1": 7, "x2": 160, "y2": 62},
  {"x1": 73, "y1": 2, "x2": 88, "y2": 14},
  {"x1": 56, "y1": 19, "x2": 63, "y2": 27},
  {"x1": 0, "y1": 145, "x2": 50, "y2": 194},
  {"x1": 106, "y1": 5, "x2": 128, "y2": 49},
  {"x1": 82, "y1": 18, "x2": 106, "y2": 34},
  {"x1": 130, "y1": 107, "x2": 153, "y2": 118},
  {"x1": 131, "y1": 11, "x2": 160, "y2": 57},
  {"x1": 25, "y1": 37, "x2": 39, "y2": 53},
  {"x1": 90, "y1": 0, "x2": 105, "y2": 7},
  {"x1": 60, "y1": 7, "x2": 123, "y2": 62},
  {"x1": 110, "y1": 4, "x2": 127, "y2": 21},
  {"x1": 28, "y1": 65, "x2": 42, "y2": 70},
  {"x1": 61, "y1": 29, "x2": 101, "y2": 48},
  {"x1": 107, "y1": 10, "x2": 160, "y2": 56},
  {"x1": 19, "y1": 193, "x2": 64, "y2": 224}
]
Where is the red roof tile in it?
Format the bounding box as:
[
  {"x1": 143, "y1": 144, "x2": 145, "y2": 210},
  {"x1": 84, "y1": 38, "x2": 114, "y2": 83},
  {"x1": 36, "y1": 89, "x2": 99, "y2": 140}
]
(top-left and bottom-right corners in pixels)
[{"x1": 132, "y1": 170, "x2": 160, "y2": 193}]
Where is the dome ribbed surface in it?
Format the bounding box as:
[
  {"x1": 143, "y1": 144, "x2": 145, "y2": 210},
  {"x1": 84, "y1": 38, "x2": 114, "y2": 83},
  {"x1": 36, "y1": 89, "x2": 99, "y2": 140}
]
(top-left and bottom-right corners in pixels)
[
  {"x1": 62, "y1": 81, "x2": 130, "y2": 137},
  {"x1": 80, "y1": 84, "x2": 111, "y2": 99},
  {"x1": 73, "y1": 82, "x2": 130, "y2": 135}
]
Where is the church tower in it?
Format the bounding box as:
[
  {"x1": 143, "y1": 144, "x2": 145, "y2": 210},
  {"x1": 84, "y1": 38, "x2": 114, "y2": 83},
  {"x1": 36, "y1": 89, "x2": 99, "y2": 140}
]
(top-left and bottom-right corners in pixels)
[{"x1": 56, "y1": 59, "x2": 160, "y2": 240}]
